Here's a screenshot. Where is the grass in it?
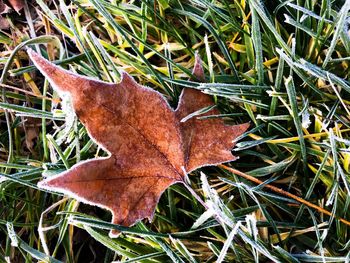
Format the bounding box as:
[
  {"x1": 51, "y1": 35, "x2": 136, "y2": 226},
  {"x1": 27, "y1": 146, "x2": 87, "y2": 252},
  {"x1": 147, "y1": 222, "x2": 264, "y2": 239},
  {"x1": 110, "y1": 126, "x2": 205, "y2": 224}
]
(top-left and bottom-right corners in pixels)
[{"x1": 1, "y1": 0, "x2": 350, "y2": 262}]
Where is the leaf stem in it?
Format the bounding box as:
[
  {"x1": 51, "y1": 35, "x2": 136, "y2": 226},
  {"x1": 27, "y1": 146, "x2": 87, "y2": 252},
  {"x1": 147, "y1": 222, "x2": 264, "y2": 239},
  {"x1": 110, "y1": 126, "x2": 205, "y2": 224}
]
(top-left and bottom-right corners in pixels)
[{"x1": 219, "y1": 164, "x2": 350, "y2": 227}]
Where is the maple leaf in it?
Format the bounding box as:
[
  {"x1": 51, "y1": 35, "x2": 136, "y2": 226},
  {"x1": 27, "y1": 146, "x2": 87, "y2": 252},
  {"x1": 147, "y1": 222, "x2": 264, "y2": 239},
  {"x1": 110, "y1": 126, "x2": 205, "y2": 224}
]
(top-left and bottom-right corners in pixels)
[{"x1": 29, "y1": 49, "x2": 249, "y2": 237}]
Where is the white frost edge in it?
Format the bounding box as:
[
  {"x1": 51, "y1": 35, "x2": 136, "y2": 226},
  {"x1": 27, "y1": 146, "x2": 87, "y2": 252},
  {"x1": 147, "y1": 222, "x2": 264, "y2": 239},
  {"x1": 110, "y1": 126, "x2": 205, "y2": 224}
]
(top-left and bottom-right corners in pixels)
[{"x1": 38, "y1": 156, "x2": 183, "y2": 238}]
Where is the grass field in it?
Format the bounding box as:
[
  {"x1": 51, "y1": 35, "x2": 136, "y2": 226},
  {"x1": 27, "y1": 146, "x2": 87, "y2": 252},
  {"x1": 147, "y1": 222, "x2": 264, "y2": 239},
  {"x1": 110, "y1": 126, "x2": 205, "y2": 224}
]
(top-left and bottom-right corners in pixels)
[{"x1": 1, "y1": 0, "x2": 350, "y2": 262}]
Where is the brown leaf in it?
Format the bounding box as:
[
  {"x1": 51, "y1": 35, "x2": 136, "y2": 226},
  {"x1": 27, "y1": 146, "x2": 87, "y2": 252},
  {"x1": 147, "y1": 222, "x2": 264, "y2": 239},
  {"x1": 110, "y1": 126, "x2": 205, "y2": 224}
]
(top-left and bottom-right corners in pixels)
[
  {"x1": 29, "y1": 49, "x2": 249, "y2": 237},
  {"x1": 7, "y1": 0, "x2": 24, "y2": 13}
]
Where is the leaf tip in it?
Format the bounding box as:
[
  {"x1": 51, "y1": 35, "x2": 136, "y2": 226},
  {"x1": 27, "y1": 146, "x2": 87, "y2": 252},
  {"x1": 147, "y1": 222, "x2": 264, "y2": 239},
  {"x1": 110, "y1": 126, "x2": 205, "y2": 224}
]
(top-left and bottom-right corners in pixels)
[
  {"x1": 192, "y1": 53, "x2": 206, "y2": 82},
  {"x1": 119, "y1": 70, "x2": 134, "y2": 83},
  {"x1": 240, "y1": 122, "x2": 251, "y2": 132},
  {"x1": 27, "y1": 48, "x2": 58, "y2": 81},
  {"x1": 37, "y1": 178, "x2": 51, "y2": 190},
  {"x1": 37, "y1": 176, "x2": 61, "y2": 191},
  {"x1": 109, "y1": 229, "x2": 121, "y2": 238},
  {"x1": 117, "y1": 70, "x2": 141, "y2": 89},
  {"x1": 26, "y1": 48, "x2": 39, "y2": 61},
  {"x1": 27, "y1": 48, "x2": 91, "y2": 94},
  {"x1": 232, "y1": 122, "x2": 250, "y2": 143}
]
